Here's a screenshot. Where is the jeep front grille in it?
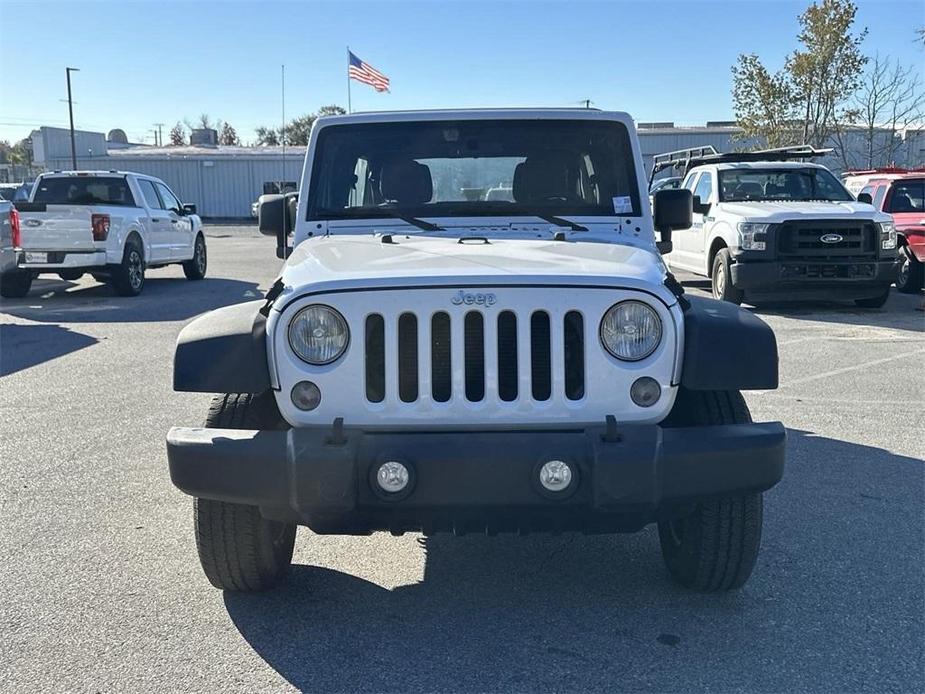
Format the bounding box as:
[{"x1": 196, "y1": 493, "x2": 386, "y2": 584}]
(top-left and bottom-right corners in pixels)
[{"x1": 364, "y1": 309, "x2": 586, "y2": 404}]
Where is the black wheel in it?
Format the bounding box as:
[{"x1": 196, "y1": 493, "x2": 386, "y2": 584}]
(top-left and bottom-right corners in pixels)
[
  {"x1": 0, "y1": 270, "x2": 33, "y2": 298},
  {"x1": 110, "y1": 239, "x2": 145, "y2": 296},
  {"x1": 183, "y1": 233, "x2": 207, "y2": 280},
  {"x1": 58, "y1": 270, "x2": 83, "y2": 282},
  {"x1": 194, "y1": 393, "x2": 295, "y2": 591},
  {"x1": 854, "y1": 288, "x2": 890, "y2": 308},
  {"x1": 895, "y1": 246, "x2": 923, "y2": 294},
  {"x1": 658, "y1": 389, "x2": 764, "y2": 591},
  {"x1": 711, "y1": 248, "x2": 743, "y2": 304},
  {"x1": 90, "y1": 273, "x2": 107, "y2": 283}
]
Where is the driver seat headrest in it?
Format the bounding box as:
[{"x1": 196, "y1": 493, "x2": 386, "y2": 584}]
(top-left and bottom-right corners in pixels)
[
  {"x1": 379, "y1": 160, "x2": 433, "y2": 205},
  {"x1": 512, "y1": 152, "x2": 575, "y2": 204}
]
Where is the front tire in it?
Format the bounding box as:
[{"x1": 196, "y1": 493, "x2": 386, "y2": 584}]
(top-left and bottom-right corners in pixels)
[
  {"x1": 183, "y1": 233, "x2": 207, "y2": 280},
  {"x1": 110, "y1": 239, "x2": 145, "y2": 296},
  {"x1": 194, "y1": 393, "x2": 295, "y2": 591},
  {"x1": 711, "y1": 249, "x2": 743, "y2": 305},
  {"x1": 895, "y1": 246, "x2": 923, "y2": 294},
  {"x1": 658, "y1": 389, "x2": 764, "y2": 591},
  {"x1": 0, "y1": 270, "x2": 33, "y2": 298}
]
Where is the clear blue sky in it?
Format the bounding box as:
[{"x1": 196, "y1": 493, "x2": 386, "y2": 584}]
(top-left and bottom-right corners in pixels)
[{"x1": 1, "y1": 0, "x2": 921, "y2": 145}]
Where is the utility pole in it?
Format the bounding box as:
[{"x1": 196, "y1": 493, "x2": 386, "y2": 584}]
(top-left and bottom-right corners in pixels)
[
  {"x1": 66, "y1": 67, "x2": 80, "y2": 169},
  {"x1": 281, "y1": 64, "x2": 286, "y2": 187},
  {"x1": 153, "y1": 123, "x2": 164, "y2": 147}
]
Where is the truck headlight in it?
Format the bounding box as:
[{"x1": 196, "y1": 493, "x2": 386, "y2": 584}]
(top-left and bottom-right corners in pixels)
[
  {"x1": 737, "y1": 222, "x2": 768, "y2": 251},
  {"x1": 600, "y1": 301, "x2": 662, "y2": 361},
  {"x1": 288, "y1": 305, "x2": 349, "y2": 364},
  {"x1": 879, "y1": 221, "x2": 897, "y2": 250}
]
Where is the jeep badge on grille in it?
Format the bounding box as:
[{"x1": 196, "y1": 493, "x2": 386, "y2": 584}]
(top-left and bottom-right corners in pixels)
[{"x1": 451, "y1": 290, "x2": 497, "y2": 306}]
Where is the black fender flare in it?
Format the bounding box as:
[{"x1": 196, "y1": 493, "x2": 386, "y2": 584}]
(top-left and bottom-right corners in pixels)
[
  {"x1": 680, "y1": 296, "x2": 778, "y2": 391},
  {"x1": 173, "y1": 300, "x2": 270, "y2": 393}
]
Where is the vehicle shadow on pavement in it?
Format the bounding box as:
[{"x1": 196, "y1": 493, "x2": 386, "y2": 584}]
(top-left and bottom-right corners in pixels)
[
  {"x1": 0, "y1": 276, "x2": 264, "y2": 324},
  {"x1": 0, "y1": 323, "x2": 98, "y2": 376},
  {"x1": 223, "y1": 429, "x2": 923, "y2": 693}
]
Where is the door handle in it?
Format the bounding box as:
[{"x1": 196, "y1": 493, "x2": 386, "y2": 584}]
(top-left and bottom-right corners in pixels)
[{"x1": 151, "y1": 218, "x2": 163, "y2": 222}]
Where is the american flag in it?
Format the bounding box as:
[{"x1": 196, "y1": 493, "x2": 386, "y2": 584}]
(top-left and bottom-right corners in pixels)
[{"x1": 348, "y1": 51, "x2": 390, "y2": 92}]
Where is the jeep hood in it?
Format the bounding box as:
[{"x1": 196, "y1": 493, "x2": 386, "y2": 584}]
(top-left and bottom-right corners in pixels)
[
  {"x1": 718, "y1": 200, "x2": 886, "y2": 221},
  {"x1": 277, "y1": 235, "x2": 675, "y2": 305}
]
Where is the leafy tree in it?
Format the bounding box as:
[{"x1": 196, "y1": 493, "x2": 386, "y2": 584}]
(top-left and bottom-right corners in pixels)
[
  {"x1": 0, "y1": 138, "x2": 33, "y2": 165},
  {"x1": 731, "y1": 0, "x2": 867, "y2": 148},
  {"x1": 281, "y1": 114, "x2": 316, "y2": 146},
  {"x1": 317, "y1": 105, "x2": 347, "y2": 117},
  {"x1": 218, "y1": 122, "x2": 240, "y2": 146},
  {"x1": 169, "y1": 122, "x2": 186, "y2": 146},
  {"x1": 254, "y1": 125, "x2": 280, "y2": 146},
  {"x1": 196, "y1": 113, "x2": 215, "y2": 130}
]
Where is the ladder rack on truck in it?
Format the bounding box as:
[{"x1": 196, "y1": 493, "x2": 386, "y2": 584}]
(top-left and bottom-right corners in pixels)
[{"x1": 649, "y1": 144, "x2": 832, "y2": 185}]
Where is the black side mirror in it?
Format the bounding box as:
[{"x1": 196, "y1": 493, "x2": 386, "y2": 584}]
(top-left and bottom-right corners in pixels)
[
  {"x1": 653, "y1": 188, "x2": 693, "y2": 254},
  {"x1": 692, "y1": 195, "x2": 711, "y2": 215},
  {"x1": 182, "y1": 203, "x2": 197, "y2": 215},
  {"x1": 857, "y1": 192, "x2": 873, "y2": 205},
  {"x1": 258, "y1": 192, "x2": 297, "y2": 258}
]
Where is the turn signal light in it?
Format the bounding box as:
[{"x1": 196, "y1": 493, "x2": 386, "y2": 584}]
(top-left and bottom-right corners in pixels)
[
  {"x1": 9, "y1": 207, "x2": 21, "y2": 248},
  {"x1": 91, "y1": 213, "x2": 110, "y2": 241}
]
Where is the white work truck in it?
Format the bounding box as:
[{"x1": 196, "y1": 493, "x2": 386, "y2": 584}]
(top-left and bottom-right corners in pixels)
[
  {"x1": 166, "y1": 110, "x2": 785, "y2": 594},
  {"x1": 652, "y1": 146, "x2": 898, "y2": 307},
  {"x1": 1, "y1": 171, "x2": 207, "y2": 298}
]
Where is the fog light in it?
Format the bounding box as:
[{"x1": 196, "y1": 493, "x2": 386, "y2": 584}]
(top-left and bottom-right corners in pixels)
[
  {"x1": 291, "y1": 381, "x2": 322, "y2": 411},
  {"x1": 539, "y1": 460, "x2": 573, "y2": 492},
  {"x1": 630, "y1": 377, "x2": 661, "y2": 407},
  {"x1": 376, "y1": 461, "x2": 410, "y2": 493}
]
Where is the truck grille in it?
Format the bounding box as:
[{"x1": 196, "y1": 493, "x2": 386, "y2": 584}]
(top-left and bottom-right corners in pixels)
[
  {"x1": 777, "y1": 220, "x2": 877, "y2": 259},
  {"x1": 364, "y1": 309, "x2": 586, "y2": 404}
]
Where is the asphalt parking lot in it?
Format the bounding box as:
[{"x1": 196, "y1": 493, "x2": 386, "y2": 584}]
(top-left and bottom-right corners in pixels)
[{"x1": 1, "y1": 224, "x2": 922, "y2": 693}]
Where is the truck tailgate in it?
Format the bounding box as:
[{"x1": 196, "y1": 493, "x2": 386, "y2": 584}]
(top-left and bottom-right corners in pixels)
[{"x1": 16, "y1": 203, "x2": 95, "y2": 251}]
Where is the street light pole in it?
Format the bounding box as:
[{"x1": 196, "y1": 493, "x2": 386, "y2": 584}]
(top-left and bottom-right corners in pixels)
[{"x1": 66, "y1": 67, "x2": 80, "y2": 170}]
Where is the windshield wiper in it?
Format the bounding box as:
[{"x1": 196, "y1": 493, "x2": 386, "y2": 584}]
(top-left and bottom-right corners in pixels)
[
  {"x1": 530, "y1": 213, "x2": 588, "y2": 232},
  {"x1": 316, "y1": 208, "x2": 443, "y2": 231}
]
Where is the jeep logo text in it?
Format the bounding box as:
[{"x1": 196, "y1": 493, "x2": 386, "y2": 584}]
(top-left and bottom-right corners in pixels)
[{"x1": 451, "y1": 290, "x2": 497, "y2": 306}]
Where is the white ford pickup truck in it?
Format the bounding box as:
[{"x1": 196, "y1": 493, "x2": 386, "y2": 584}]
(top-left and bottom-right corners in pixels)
[
  {"x1": 1, "y1": 171, "x2": 207, "y2": 298},
  {"x1": 166, "y1": 109, "x2": 785, "y2": 594},
  {"x1": 652, "y1": 146, "x2": 898, "y2": 307}
]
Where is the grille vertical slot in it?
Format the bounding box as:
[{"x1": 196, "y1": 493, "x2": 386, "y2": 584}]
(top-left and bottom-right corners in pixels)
[
  {"x1": 431, "y1": 312, "x2": 451, "y2": 402},
  {"x1": 365, "y1": 314, "x2": 385, "y2": 403},
  {"x1": 464, "y1": 311, "x2": 485, "y2": 402},
  {"x1": 564, "y1": 311, "x2": 585, "y2": 400},
  {"x1": 497, "y1": 311, "x2": 518, "y2": 402},
  {"x1": 530, "y1": 311, "x2": 551, "y2": 401},
  {"x1": 398, "y1": 313, "x2": 418, "y2": 402}
]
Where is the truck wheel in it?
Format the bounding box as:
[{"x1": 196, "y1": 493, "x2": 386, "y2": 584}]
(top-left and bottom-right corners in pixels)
[
  {"x1": 110, "y1": 240, "x2": 145, "y2": 296},
  {"x1": 658, "y1": 389, "x2": 763, "y2": 591},
  {"x1": 854, "y1": 288, "x2": 890, "y2": 308},
  {"x1": 711, "y1": 249, "x2": 743, "y2": 305},
  {"x1": 0, "y1": 270, "x2": 33, "y2": 298},
  {"x1": 895, "y1": 247, "x2": 923, "y2": 294},
  {"x1": 183, "y1": 233, "x2": 207, "y2": 280},
  {"x1": 194, "y1": 393, "x2": 295, "y2": 591}
]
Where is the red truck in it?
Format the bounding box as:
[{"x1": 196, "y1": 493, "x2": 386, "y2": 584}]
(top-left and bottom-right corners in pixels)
[{"x1": 843, "y1": 169, "x2": 925, "y2": 293}]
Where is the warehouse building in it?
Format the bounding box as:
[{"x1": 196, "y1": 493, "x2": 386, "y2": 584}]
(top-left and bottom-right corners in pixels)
[{"x1": 31, "y1": 121, "x2": 925, "y2": 218}]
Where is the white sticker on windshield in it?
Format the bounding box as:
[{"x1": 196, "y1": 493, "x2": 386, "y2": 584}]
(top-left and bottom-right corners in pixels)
[{"x1": 612, "y1": 196, "x2": 632, "y2": 214}]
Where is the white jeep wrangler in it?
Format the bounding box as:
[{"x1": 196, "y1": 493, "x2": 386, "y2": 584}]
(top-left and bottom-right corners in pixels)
[
  {"x1": 653, "y1": 146, "x2": 898, "y2": 307},
  {"x1": 167, "y1": 110, "x2": 785, "y2": 593}
]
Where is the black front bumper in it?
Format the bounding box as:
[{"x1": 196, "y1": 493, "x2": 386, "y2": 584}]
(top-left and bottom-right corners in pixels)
[
  {"x1": 166, "y1": 421, "x2": 785, "y2": 534},
  {"x1": 731, "y1": 257, "x2": 898, "y2": 299}
]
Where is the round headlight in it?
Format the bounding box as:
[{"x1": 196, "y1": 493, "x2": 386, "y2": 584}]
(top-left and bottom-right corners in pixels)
[
  {"x1": 288, "y1": 304, "x2": 349, "y2": 364},
  {"x1": 600, "y1": 301, "x2": 662, "y2": 361}
]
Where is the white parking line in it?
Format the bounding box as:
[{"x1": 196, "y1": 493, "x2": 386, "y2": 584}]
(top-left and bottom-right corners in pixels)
[{"x1": 776, "y1": 349, "x2": 925, "y2": 388}]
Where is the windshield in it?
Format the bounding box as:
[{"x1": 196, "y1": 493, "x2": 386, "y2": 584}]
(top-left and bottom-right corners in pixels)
[
  {"x1": 718, "y1": 168, "x2": 853, "y2": 203},
  {"x1": 32, "y1": 176, "x2": 136, "y2": 206},
  {"x1": 307, "y1": 119, "x2": 641, "y2": 221}
]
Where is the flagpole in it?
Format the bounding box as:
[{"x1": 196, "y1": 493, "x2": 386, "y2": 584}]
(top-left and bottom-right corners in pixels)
[{"x1": 346, "y1": 46, "x2": 352, "y2": 114}]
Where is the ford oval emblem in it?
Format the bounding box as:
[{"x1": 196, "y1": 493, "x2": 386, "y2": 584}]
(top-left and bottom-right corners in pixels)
[
  {"x1": 820, "y1": 233, "x2": 843, "y2": 244},
  {"x1": 24, "y1": 219, "x2": 42, "y2": 227}
]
